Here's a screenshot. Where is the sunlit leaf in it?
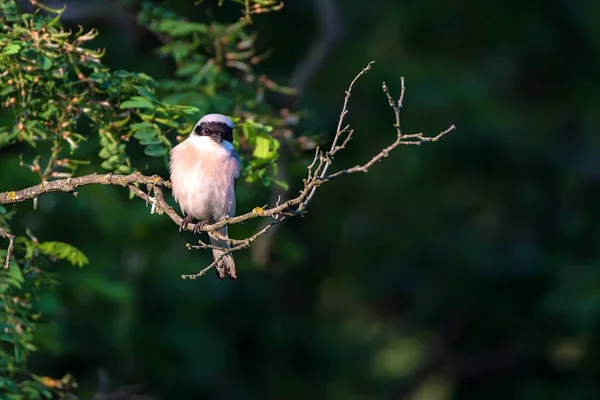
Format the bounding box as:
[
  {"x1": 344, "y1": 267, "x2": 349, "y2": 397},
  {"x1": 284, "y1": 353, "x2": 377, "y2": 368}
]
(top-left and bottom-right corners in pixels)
[
  {"x1": 3, "y1": 43, "x2": 20, "y2": 55},
  {"x1": 37, "y1": 241, "x2": 89, "y2": 268},
  {"x1": 272, "y1": 179, "x2": 289, "y2": 190},
  {"x1": 253, "y1": 135, "x2": 271, "y2": 159},
  {"x1": 120, "y1": 96, "x2": 155, "y2": 109}
]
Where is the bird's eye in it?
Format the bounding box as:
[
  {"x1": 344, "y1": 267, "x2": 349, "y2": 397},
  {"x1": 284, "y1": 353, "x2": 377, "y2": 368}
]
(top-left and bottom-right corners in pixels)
[{"x1": 203, "y1": 127, "x2": 210, "y2": 134}]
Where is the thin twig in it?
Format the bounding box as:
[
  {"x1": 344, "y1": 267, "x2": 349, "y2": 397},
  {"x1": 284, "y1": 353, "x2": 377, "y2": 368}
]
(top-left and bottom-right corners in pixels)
[
  {"x1": 299, "y1": 61, "x2": 375, "y2": 210},
  {"x1": 0, "y1": 227, "x2": 15, "y2": 270},
  {"x1": 182, "y1": 217, "x2": 285, "y2": 279},
  {"x1": 322, "y1": 124, "x2": 456, "y2": 181}
]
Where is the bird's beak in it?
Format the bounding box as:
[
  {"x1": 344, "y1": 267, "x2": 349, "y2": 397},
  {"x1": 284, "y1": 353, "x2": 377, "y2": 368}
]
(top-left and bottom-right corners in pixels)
[{"x1": 210, "y1": 134, "x2": 222, "y2": 143}]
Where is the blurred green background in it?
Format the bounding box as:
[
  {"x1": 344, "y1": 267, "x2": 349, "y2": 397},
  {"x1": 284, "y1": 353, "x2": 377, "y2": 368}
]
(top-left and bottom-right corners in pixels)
[{"x1": 2, "y1": 0, "x2": 600, "y2": 398}]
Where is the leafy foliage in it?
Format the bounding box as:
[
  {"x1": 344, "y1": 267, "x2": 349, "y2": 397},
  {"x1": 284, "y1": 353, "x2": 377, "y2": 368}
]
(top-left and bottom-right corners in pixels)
[
  {"x1": 0, "y1": 0, "x2": 295, "y2": 186},
  {"x1": 0, "y1": 0, "x2": 299, "y2": 397},
  {"x1": 139, "y1": 2, "x2": 296, "y2": 187},
  {"x1": 215, "y1": 0, "x2": 284, "y2": 22},
  {"x1": 0, "y1": 206, "x2": 80, "y2": 398}
]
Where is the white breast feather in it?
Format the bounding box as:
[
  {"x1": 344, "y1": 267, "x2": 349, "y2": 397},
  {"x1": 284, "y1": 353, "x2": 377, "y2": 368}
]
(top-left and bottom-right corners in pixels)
[{"x1": 169, "y1": 136, "x2": 239, "y2": 222}]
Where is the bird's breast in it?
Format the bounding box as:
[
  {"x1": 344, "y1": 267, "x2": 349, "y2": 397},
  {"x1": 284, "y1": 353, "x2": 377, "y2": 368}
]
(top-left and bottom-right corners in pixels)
[{"x1": 169, "y1": 138, "x2": 239, "y2": 221}]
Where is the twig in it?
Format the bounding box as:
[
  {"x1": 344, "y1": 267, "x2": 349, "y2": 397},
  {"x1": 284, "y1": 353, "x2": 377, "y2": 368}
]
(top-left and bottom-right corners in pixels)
[
  {"x1": 322, "y1": 125, "x2": 456, "y2": 181},
  {"x1": 182, "y1": 217, "x2": 285, "y2": 279},
  {"x1": 0, "y1": 173, "x2": 168, "y2": 205},
  {"x1": 0, "y1": 227, "x2": 15, "y2": 270},
  {"x1": 298, "y1": 61, "x2": 376, "y2": 210}
]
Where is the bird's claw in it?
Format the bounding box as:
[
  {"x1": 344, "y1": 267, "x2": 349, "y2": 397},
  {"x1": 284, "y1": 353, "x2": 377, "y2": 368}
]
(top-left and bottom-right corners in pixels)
[
  {"x1": 179, "y1": 216, "x2": 209, "y2": 235},
  {"x1": 179, "y1": 215, "x2": 193, "y2": 233},
  {"x1": 226, "y1": 264, "x2": 237, "y2": 280},
  {"x1": 192, "y1": 220, "x2": 208, "y2": 234}
]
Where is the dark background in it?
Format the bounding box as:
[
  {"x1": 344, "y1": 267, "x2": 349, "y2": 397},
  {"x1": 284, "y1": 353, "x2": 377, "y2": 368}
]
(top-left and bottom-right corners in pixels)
[{"x1": 2, "y1": 0, "x2": 600, "y2": 398}]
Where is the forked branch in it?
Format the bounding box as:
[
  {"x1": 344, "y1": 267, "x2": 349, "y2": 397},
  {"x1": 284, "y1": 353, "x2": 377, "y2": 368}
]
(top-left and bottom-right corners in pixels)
[{"x1": 0, "y1": 62, "x2": 455, "y2": 278}]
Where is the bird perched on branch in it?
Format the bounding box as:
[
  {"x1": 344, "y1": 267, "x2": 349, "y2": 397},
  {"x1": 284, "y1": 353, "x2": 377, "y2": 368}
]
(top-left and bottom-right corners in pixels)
[{"x1": 169, "y1": 114, "x2": 241, "y2": 279}]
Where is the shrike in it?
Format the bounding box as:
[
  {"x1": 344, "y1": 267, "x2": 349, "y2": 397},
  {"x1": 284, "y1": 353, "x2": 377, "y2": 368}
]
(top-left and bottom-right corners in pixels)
[{"x1": 169, "y1": 114, "x2": 241, "y2": 279}]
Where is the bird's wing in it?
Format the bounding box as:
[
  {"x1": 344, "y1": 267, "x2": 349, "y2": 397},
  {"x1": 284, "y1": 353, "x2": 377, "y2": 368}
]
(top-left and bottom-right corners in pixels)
[{"x1": 229, "y1": 148, "x2": 241, "y2": 179}]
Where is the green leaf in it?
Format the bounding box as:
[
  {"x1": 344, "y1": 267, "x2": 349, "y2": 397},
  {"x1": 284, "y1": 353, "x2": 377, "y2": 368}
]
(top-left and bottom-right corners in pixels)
[
  {"x1": 46, "y1": 5, "x2": 65, "y2": 28},
  {"x1": 0, "y1": 85, "x2": 14, "y2": 96},
  {"x1": 98, "y1": 147, "x2": 114, "y2": 159},
  {"x1": 135, "y1": 85, "x2": 159, "y2": 102},
  {"x1": 37, "y1": 241, "x2": 89, "y2": 268},
  {"x1": 130, "y1": 121, "x2": 154, "y2": 130},
  {"x1": 120, "y1": 96, "x2": 155, "y2": 109},
  {"x1": 176, "y1": 62, "x2": 201, "y2": 77},
  {"x1": 1, "y1": 333, "x2": 16, "y2": 343},
  {"x1": 5, "y1": 263, "x2": 24, "y2": 289},
  {"x1": 112, "y1": 114, "x2": 131, "y2": 128},
  {"x1": 253, "y1": 135, "x2": 275, "y2": 159},
  {"x1": 272, "y1": 179, "x2": 289, "y2": 190},
  {"x1": 88, "y1": 71, "x2": 109, "y2": 81},
  {"x1": 176, "y1": 105, "x2": 201, "y2": 115},
  {"x1": 14, "y1": 346, "x2": 24, "y2": 364},
  {"x1": 253, "y1": 135, "x2": 270, "y2": 159},
  {"x1": 144, "y1": 145, "x2": 168, "y2": 157},
  {"x1": 139, "y1": 136, "x2": 162, "y2": 145},
  {"x1": 133, "y1": 126, "x2": 158, "y2": 140},
  {"x1": 101, "y1": 160, "x2": 115, "y2": 170},
  {"x1": 117, "y1": 165, "x2": 131, "y2": 174},
  {"x1": 38, "y1": 55, "x2": 52, "y2": 70},
  {"x1": 3, "y1": 43, "x2": 20, "y2": 55}
]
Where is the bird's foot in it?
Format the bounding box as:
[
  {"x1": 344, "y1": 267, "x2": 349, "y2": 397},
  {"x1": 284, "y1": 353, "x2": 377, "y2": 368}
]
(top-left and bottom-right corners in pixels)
[
  {"x1": 226, "y1": 264, "x2": 238, "y2": 280},
  {"x1": 192, "y1": 220, "x2": 209, "y2": 235},
  {"x1": 179, "y1": 215, "x2": 193, "y2": 233},
  {"x1": 215, "y1": 264, "x2": 227, "y2": 279}
]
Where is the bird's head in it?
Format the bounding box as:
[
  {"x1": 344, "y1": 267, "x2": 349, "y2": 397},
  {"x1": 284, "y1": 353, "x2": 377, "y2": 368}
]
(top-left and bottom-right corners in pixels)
[{"x1": 193, "y1": 113, "x2": 234, "y2": 144}]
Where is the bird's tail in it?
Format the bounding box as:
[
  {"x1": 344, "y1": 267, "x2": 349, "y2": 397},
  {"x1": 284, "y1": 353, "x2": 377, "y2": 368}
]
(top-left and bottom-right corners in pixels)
[{"x1": 209, "y1": 226, "x2": 237, "y2": 279}]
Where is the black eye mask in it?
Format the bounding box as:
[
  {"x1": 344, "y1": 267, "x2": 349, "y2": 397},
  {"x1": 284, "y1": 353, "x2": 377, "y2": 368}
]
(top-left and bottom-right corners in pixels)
[{"x1": 194, "y1": 122, "x2": 233, "y2": 143}]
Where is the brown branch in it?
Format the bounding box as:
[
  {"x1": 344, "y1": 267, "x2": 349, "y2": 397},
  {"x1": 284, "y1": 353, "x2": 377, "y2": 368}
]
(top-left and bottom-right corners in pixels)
[
  {"x1": 322, "y1": 125, "x2": 456, "y2": 181},
  {"x1": 182, "y1": 217, "x2": 285, "y2": 279},
  {"x1": 0, "y1": 173, "x2": 169, "y2": 205},
  {"x1": 0, "y1": 227, "x2": 15, "y2": 270},
  {"x1": 0, "y1": 62, "x2": 455, "y2": 278},
  {"x1": 298, "y1": 61, "x2": 376, "y2": 211}
]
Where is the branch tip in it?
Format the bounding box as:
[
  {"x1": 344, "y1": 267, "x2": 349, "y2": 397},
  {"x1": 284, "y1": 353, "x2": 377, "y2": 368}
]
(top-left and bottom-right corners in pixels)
[{"x1": 0, "y1": 228, "x2": 15, "y2": 270}]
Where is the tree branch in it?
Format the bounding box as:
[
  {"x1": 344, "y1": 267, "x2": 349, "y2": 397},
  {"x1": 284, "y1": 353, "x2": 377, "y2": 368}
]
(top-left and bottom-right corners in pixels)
[
  {"x1": 182, "y1": 216, "x2": 285, "y2": 279},
  {"x1": 0, "y1": 62, "x2": 455, "y2": 278},
  {"x1": 0, "y1": 227, "x2": 15, "y2": 270},
  {"x1": 0, "y1": 173, "x2": 168, "y2": 205}
]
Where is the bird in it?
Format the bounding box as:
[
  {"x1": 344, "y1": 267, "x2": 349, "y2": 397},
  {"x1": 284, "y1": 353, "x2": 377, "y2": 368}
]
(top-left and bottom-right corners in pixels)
[{"x1": 169, "y1": 113, "x2": 241, "y2": 279}]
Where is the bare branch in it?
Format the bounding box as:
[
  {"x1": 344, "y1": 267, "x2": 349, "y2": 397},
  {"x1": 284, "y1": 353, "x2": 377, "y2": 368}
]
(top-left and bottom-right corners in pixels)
[
  {"x1": 322, "y1": 124, "x2": 456, "y2": 181},
  {"x1": 0, "y1": 62, "x2": 455, "y2": 278},
  {"x1": 0, "y1": 227, "x2": 15, "y2": 270},
  {"x1": 181, "y1": 217, "x2": 285, "y2": 279},
  {"x1": 0, "y1": 173, "x2": 168, "y2": 205},
  {"x1": 299, "y1": 61, "x2": 376, "y2": 210}
]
